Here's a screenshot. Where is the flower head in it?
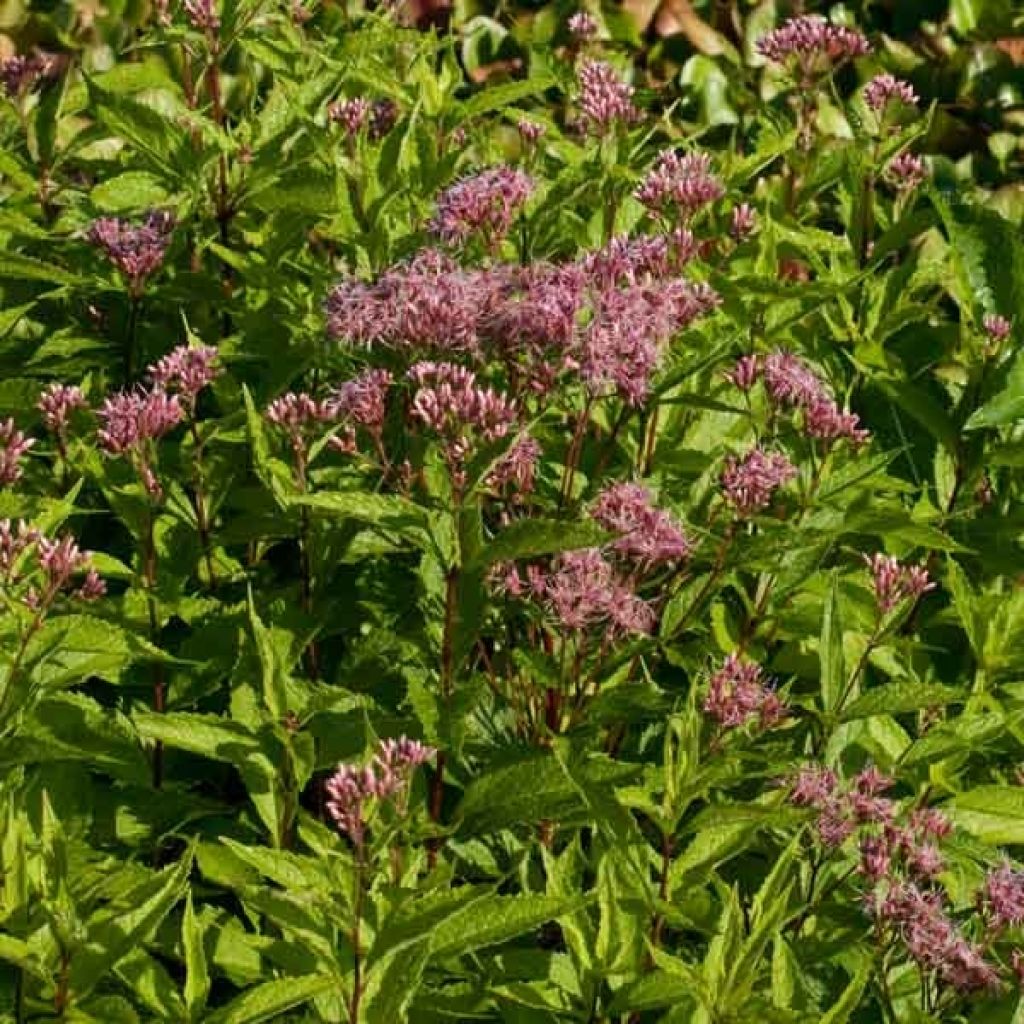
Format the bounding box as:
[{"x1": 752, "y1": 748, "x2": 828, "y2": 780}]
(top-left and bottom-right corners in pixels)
[
  {"x1": 97, "y1": 388, "x2": 184, "y2": 498},
  {"x1": 38, "y1": 383, "x2": 87, "y2": 438},
  {"x1": 329, "y1": 97, "x2": 372, "y2": 135},
  {"x1": 864, "y1": 553, "x2": 934, "y2": 615},
  {"x1": 983, "y1": 313, "x2": 1012, "y2": 344},
  {"x1": 730, "y1": 203, "x2": 757, "y2": 241},
  {"x1": 518, "y1": 119, "x2": 546, "y2": 146},
  {"x1": 636, "y1": 150, "x2": 724, "y2": 221},
  {"x1": 577, "y1": 60, "x2": 639, "y2": 134},
  {"x1": 1, "y1": 52, "x2": 56, "y2": 97},
  {"x1": 89, "y1": 212, "x2": 175, "y2": 294},
  {"x1": 863, "y1": 73, "x2": 919, "y2": 114},
  {"x1": 147, "y1": 345, "x2": 220, "y2": 407},
  {"x1": 330, "y1": 368, "x2": 393, "y2": 430},
  {"x1": 0, "y1": 419, "x2": 35, "y2": 487},
  {"x1": 704, "y1": 653, "x2": 785, "y2": 730},
  {"x1": 568, "y1": 10, "x2": 598, "y2": 40},
  {"x1": 485, "y1": 435, "x2": 542, "y2": 495},
  {"x1": 720, "y1": 447, "x2": 797, "y2": 517},
  {"x1": 885, "y1": 152, "x2": 927, "y2": 191},
  {"x1": 429, "y1": 167, "x2": 533, "y2": 250},
  {"x1": 983, "y1": 863, "x2": 1024, "y2": 931},
  {"x1": 591, "y1": 482, "x2": 692, "y2": 569},
  {"x1": 184, "y1": 0, "x2": 220, "y2": 31},
  {"x1": 326, "y1": 249, "x2": 487, "y2": 356},
  {"x1": 756, "y1": 15, "x2": 870, "y2": 76}
]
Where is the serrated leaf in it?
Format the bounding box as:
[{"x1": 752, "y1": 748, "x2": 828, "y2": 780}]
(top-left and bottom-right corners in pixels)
[
  {"x1": 820, "y1": 571, "x2": 844, "y2": 714},
  {"x1": 472, "y1": 518, "x2": 609, "y2": 568},
  {"x1": 841, "y1": 682, "x2": 964, "y2": 721},
  {"x1": 183, "y1": 893, "x2": 210, "y2": 1023},
  {"x1": 207, "y1": 973, "x2": 336, "y2": 1024},
  {"x1": 952, "y1": 786, "x2": 1024, "y2": 844}
]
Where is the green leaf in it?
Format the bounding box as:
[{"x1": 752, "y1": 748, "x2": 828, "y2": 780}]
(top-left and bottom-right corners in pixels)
[
  {"x1": 841, "y1": 682, "x2": 964, "y2": 721},
  {"x1": 429, "y1": 893, "x2": 582, "y2": 959},
  {"x1": 952, "y1": 786, "x2": 1024, "y2": 844},
  {"x1": 459, "y1": 75, "x2": 556, "y2": 120},
  {"x1": 820, "y1": 955, "x2": 871, "y2": 1024},
  {"x1": 247, "y1": 589, "x2": 287, "y2": 720},
  {"x1": 0, "y1": 253, "x2": 81, "y2": 287},
  {"x1": 472, "y1": 518, "x2": 609, "y2": 568},
  {"x1": 966, "y1": 350, "x2": 1024, "y2": 430},
  {"x1": 820, "y1": 571, "x2": 844, "y2": 715},
  {"x1": 361, "y1": 938, "x2": 430, "y2": 1024},
  {"x1": 183, "y1": 893, "x2": 210, "y2": 1024},
  {"x1": 133, "y1": 711, "x2": 259, "y2": 762},
  {"x1": 608, "y1": 970, "x2": 697, "y2": 1014},
  {"x1": 91, "y1": 172, "x2": 170, "y2": 213},
  {"x1": 207, "y1": 973, "x2": 337, "y2": 1024},
  {"x1": 87, "y1": 79, "x2": 184, "y2": 175},
  {"x1": 70, "y1": 845, "x2": 193, "y2": 1000}
]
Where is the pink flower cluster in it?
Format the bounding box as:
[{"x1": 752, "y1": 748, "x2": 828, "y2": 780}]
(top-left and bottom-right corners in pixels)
[
  {"x1": 408, "y1": 362, "x2": 517, "y2": 475},
  {"x1": 328, "y1": 97, "x2": 398, "y2": 139},
  {"x1": 518, "y1": 119, "x2": 546, "y2": 146},
  {"x1": 325, "y1": 736, "x2": 434, "y2": 846},
  {"x1": 568, "y1": 10, "x2": 598, "y2": 40},
  {"x1": 429, "y1": 166, "x2": 533, "y2": 250},
  {"x1": 730, "y1": 203, "x2": 757, "y2": 241},
  {"x1": 756, "y1": 15, "x2": 871, "y2": 75},
  {"x1": 265, "y1": 392, "x2": 339, "y2": 463},
  {"x1": 326, "y1": 249, "x2": 484, "y2": 355},
  {"x1": 864, "y1": 553, "x2": 934, "y2": 615},
  {"x1": 582, "y1": 279, "x2": 720, "y2": 405},
  {"x1": 878, "y1": 882, "x2": 998, "y2": 993},
  {"x1": 581, "y1": 230, "x2": 698, "y2": 287},
  {"x1": 331, "y1": 369, "x2": 392, "y2": 430},
  {"x1": 184, "y1": 0, "x2": 220, "y2": 32},
  {"x1": 148, "y1": 344, "x2": 220, "y2": 407},
  {"x1": 577, "y1": 60, "x2": 639, "y2": 134},
  {"x1": 485, "y1": 435, "x2": 542, "y2": 495},
  {"x1": 728, "y1": 350, "x2": 870, "y2": 447},
  {"x1": 0, "y1": 418, "x2": 35, "y2": 487},
  {"x1": 0, "y1": 519, "x2": 104, "y2": 607},
  {"x1": 720, "y1": 447, "x2": 797, "y2": 517},
  {"x1": 982, "y1": 863, "x2": 1024, "y2": 931},
  {"x1": 636, "y1": 151, "x2": 724, "y2": 222},
  {"x1": 703, "y1": 653, "x2": 785, "y2": 731},
  {"x1": 590, "y1": 482, "x2": 692, "y2": 569},
  {"x1": 886, "y1": 151, "x2": 927, "y2": 191},
  {"x1": 0, "y1": 52, "x2": 56, "y2": 97},
  {"x1": 38, "y1": 383, "x2": 86, "y2": 437},
  {"x1": 88, "y1": 211, "x2": 175, "y2": 295},
  {"x1": 863, "y1": 73, "x2": 919, "y2": 113},
  {"x1": 983, "y1": 313, "x2": 1012, "y2": 344},
  {"x1": 502, "y1": 548, "x2": 654, "y2": 636},
  {"x1": 790, "y1": 764, "x2": 901, "y2": 848},
  {"x1": 97, "y1": 388, "x2": 184, "y2": 498}
]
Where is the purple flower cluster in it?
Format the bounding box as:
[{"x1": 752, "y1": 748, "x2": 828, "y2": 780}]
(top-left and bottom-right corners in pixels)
[
  {"x1": 1, "y1": 52, "x2": 56, "y2": 97},
  {"x1": 0, "y1": 419, "x2": 35, "y2": 487},
  {"x1": 720, "y1": 447, "x2": 797, "y2": 518},
  {"x1": 756, "y1": 15, "x2": 871, "y2": 76},
  {"x1": 982, "y1": 863, "x2": 1024, "y2": 931},
  {"x1": 703, "y1": 653, "x2": 785, "y2": 731},
  {"x1": 97, "y1": 388, "x2": 184, "y2": 498},
  {"x1": 863, "y1": 73, "x2": 919, "y2": 114},
  {"x1": 517, "y1": 119, "x2": 546, "y2": 146},
  {"x1": 326, "y1": 736, "x2": 435, "y2": 847},
  {"x1": 730, "y1": 203, "x2": 757, "y2": 241},
  {"x1": 331, "y1": 369, "x2": 392, "y2": 430},
  {"x1": 864, "y1": 553, "x2": 934, "y2": 615},
  {"x1": 636, "y1": 151, "x2": 724, "y2": 222},
  {"x1": 38, "y1": 383, "x2": 86, "y2": 437},
  {"x1": 184, "y1": 0, "x2": 220, "y2": 32},
  {"x1": 0, "y1": 519, "x2": 104, "y2": 607},
  {"x1": 886, "y1": 151, "x2": 927, "y2": 191},
  {"x1": 485, "y1": 435, "x2": 542, "y2": 496},
  {"x1": 326, "y1": 249, "x2": 485, "y2": 355},
  {"x1": 88, "y1": 211, "x2": 175, "y2": 295},
  {"x1": 568, "y1": 10, "x2": 598, "y2": 40},
  {"x1": 582, "y1": 279, "x2": 720, "y2": 405},
  {"x1": 148, "y1": 344, "x2": 220, "y2": 408},
  {"x1": 728, "y1": 350, "x2": 870, "y2": 447},
  {"x1": 328, "y1": 97, "x2": 398, "y2": 139},
  {"x1": 429, "y1": 166, "x2": 533, "y2": 251},
  {"x1": 408, "y1": 362, "x2": 517, "y2": 477},
  {"x1": 790, "y1": 765, "x2": 899, "y2": 849},
  {"x1": 265, "y1": 391, "x2": 339, "y2": 464},
  {"x1": 527, "y1": 548, "x2": 654, "y2": 635},
  {"x1": 577, "y1": 60, "x2": 639, "y2": 134},
  {"x1": 983, "y1": 313, "x2": 1012, "y2": 344},
  {"x1": 590, "y1": 482, "x2": 692, "y2": 569}
]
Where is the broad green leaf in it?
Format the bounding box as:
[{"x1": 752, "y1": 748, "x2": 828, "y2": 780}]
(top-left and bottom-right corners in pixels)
[
  {"x1": 952, "y1": 786, "x2": 1024, "y2": 844},
  {"x1": 820, "y1": 955, "x2": 871, "y2": 1024},
  {"x1": 607, "y1": 970, "x2": 698, "y2": 1014},
  {"x1": 0, "y1": 253, "x2": 81, "y2": 287},
  {"x1": 70, "y1": 845, "x2": 193, "y2": 999},
  {"x1": 207, "y1": 973, "x2": 337, "y2": 1024},
  {"x1": 840, "y1": 682, "x2": 964, "y2": 721},
  {"x1": 429, "y1": 893, "x2": 582, "y2": 959},
  {"x1": 472, "y1": 518, "x2": 609, "y2": 568}
]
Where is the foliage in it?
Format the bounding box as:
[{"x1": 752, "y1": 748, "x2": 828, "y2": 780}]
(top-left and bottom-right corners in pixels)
[{"x1": 0, "y1": 1, "x2": 1023, "y2": 1022}]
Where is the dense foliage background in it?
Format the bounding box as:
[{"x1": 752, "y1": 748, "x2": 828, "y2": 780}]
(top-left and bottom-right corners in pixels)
[{"x1": 1, "y1": 0, "x2": 1023, "y2": 1021}]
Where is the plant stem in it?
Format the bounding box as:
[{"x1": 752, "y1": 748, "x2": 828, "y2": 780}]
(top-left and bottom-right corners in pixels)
[
  {"x1": 144, "y1": 506, "x2": 166, "y2": 788},
  {"x1": 349, "y1": 849, "x2": 365, "y2": 1023},
  {"x1": 125, "y1": 294, "x2": 141, "y2": 383},
  {"x1": 188, "y1": 420, "x2": 218, "y2": 588}
]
